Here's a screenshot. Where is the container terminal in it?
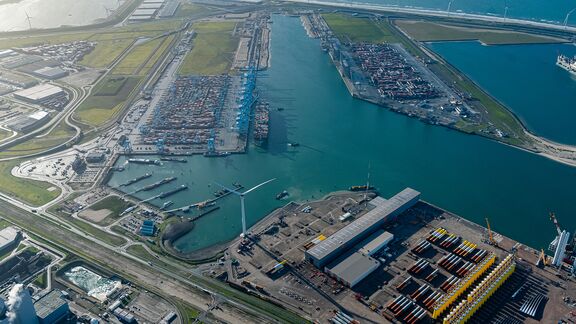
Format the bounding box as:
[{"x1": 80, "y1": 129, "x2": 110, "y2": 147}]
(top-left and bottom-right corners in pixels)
[{"x1": 213, "y1": 188, "x2": 576, "y2": 323}]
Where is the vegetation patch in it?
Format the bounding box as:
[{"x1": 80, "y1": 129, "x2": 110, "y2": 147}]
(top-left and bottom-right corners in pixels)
[
  {"x1": 0, "y1": 120, "x2": 76, "y2": 158},
  {"x1": 322, "y1": 13, "x2": 397, "y2": 43},
  {"x1": 396, "y1": 20, "x2": 566, "y2": 45},
  {"x1": 80, "y1": 196, "x2": 133, "y2": 226},
  {"x1": 75, "y1": 76, "x2": 141, "y2": 128},
  {"x1": 179, "y1": 21, "x2": 239, "y2": 75},
  {"x1": 0, "y1": 160, "x2": 61, "y2": 206}
]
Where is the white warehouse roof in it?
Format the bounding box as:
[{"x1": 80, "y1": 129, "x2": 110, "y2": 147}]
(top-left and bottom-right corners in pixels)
[
  {"x1": 326, "y1": 252, "x2": 380, "y2": 287},
  {"x1": 0, "y1": 227, "x2": 20, "y2": 250},
  {"x1": 13, "y1": 84, "x2": 64, "y2": 101}
]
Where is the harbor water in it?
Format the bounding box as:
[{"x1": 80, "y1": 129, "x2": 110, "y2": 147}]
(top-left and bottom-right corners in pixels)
[
  {"x1": 0, "y1": 0, "x2": 123, "y2": 32},
  {"x1": 427, "y1": 41, "x2": 576, "y2": 145},
  {"x1": 108, "y1": 15, "x2": 576, "y2": 254}
]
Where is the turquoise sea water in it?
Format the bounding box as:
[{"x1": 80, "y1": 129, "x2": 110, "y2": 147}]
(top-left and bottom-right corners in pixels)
[
  {"x1": 427, "y1": 41, "x2": 576, "y2": 144},
  {"x1": 108, "y1": 16, "x2": 576, "y2": 254}
]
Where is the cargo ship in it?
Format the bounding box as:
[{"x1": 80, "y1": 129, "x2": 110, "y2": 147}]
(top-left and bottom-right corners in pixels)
[
  {"x1": 557, "y1": 54, "x2": 576, "y2": 75},
  {"x1": 159, "y1": 185, "x2": 188, "y2": 199},
  {"x1": 349, "y1": 185, "x2": 375, "y2": 192},
  {"x1": 204, "y1": 151, "x2": 231, "y2": 158},
  {"x1": 138, "y1": 177, "x2": 177, "y2": 192},
  {"x1": 160, "y1": 157, "x2": 187, "y2": 163},
  {"x1": 120, "y1": 173, "x2": 152, "y2": 187},
  {"x1": 128, "y1": 158, "x2": 161, "y2": 165}
]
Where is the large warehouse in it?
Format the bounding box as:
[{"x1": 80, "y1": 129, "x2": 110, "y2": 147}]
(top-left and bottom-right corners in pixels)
[
  {"x1": 13, "y1": 84, "x2": 65, "y2": 104},
  {"x1": 325, "y1": 252, "x2": 380, "y2": 288},
  {"x1": 305, "y1": 188, "x2": 420, "y2": 267},
  {"x1": 6, "y1": 111, "x2": 50, "y2": 133}
]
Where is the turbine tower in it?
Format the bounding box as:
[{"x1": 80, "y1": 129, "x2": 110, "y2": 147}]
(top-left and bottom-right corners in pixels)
[
  {"x1": 24, "y1": 10, "x2": 32, "y2": 30},
  {"x1": 216, "y1": 178, "x2": 275, "y2": 238}
]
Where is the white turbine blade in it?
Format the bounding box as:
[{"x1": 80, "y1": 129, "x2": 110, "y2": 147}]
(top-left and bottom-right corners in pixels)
[
  {"x1": 243, "y1": 178, "x2": 276, "y2": 195},
  {"x1": 214, "y1": 182, "x2": 241, "y2": 195}
]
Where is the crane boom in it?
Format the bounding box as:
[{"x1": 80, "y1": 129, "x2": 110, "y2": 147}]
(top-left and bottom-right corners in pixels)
[{"x1": 485, "y1": 217, "x2": 496, "y2": 246}]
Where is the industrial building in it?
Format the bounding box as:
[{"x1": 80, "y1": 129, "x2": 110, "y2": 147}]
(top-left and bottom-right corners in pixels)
[
  {"x1": 6, "y1": 111, "x2": 50, "y2": 133},
  {"x1": 325, "y1": 252, "x2": 380, "y2": 287},
  {"x1": 140, "y1": 220, "x2": 155, "y2": 236},
  {"x1": 85, "y1": 152, "x2": 105, "y2": 164},
  {"x1": 34, "y1": 290, "x2": 69, "y2": 324},
  {"x1": 305, "y1": 188, "x2": 420, "y2": 267},
  {"x1": 0, "y1": 285, "x2": 38, "y2": 324},
  {"x1": 358, "y1": 230, "x2": 394, "y2": 256},
  {"x1": 31, "y1": 67, "x2": 68, "y2": 80},
  {"x1": 13, "y1": 84, "x2": 65, "y2": 104},
  {"x1": 0, "y1": 227, "x2": 21, "y2": 255},
  {"x1": 0, "y1": 49, "x2": 16, "y2": 59}
]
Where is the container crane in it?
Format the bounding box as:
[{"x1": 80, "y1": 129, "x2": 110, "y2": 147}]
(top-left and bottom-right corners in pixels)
[{"x1": 485, "y1": 217, "x2": 497, "y2": 246}]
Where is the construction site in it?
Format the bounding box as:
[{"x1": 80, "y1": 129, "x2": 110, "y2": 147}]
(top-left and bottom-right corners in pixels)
[{"x1": 220, "y1": 188, "x2": 576, "y2": 324}]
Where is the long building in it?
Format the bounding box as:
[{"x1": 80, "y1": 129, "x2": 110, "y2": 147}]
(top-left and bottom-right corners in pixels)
[
  {"x1": 305, "y1": 188, "x2": 420, "y2": 267},
  {"x1": 325, "y1": 252, "x2": 380, "y2": 287},
  {"x1": 13, "y1": 84, "x2": 65, "y2": 104},
  {"x1": 0, "y1": 227, "x2": 21, "y2": 255},
  {"x1": 6, "y1": 111, "x2": 50, "y2": 133}
]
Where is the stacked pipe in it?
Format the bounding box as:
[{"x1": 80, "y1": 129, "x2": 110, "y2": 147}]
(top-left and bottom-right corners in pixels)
[
  {"x1": 404, "y1": 305, "x2": 425, "y2": 324},
  {"x1": 427, "y1": 228, "x2": 447, "y2": 243},
  {"x1": 425, "y1": 268, "x2": 439, "y2": 282},
  {"x1": 440, "y1": 234, "x2": 460, "y2": 249},
  {"x1": 410, "y1": 284, "x2": 430, "y2": 300},
  {"x1": 471, "y1": 249, "x2": 488, "y2": 263},
  {"x1": 423, "y1": 291, "x2": 443, "y2": 309},
  {"x1": 454, "y1": 240, "x2": 477, "y2": 257},
  {"x1": 409, "y1": 259, "x2": 429, "y2": 274},
  {"x1": 412, "y1": 240, "x2": 431, "y2": 254},
  {"x1": 440, "y1": 276, "x2": 459, "y2": 292},
  {"x1": 456, "y1": 262, "x2": 475, "y2": 277},
  {"x1": 386, "y1": 295, "x2": 406, "y2": 312},
  {"x1": 393, "y1": 298, "x2": 414, "y2": 317},
  {"x1": 396, "y1": 276, "x2": 412, "y2": 291},
  {"x1": 439, "y1": 253, "x2": 456, "y2": 267}
]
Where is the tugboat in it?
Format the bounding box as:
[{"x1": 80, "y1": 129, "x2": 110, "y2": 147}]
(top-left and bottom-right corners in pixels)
[{"x1": 276, "y1": 190, "x2": 289, "y2": 200}]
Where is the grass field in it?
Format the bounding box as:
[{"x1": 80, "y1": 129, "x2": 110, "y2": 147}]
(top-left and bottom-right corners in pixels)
[
  {"x1": 0, "y1": 120, "x2": 76, "y2": 158},
  {"x1": 112, "y1": 36, "x2": 173, "y2": 75},
  {"x1": 127, "y1": 244, "x2": 156, "y2": 263},
  {"x1": 175, "y1": 3, "x2": 215, "y2": 18},
  {"x1": 75, "y1": 76, "x2": 141, "y2": 128},
  {"x1": 322, "y1": 13, "x2": 397, "y2": 43},
  {"x1": 85, "y1": 196, "x2": 133, "y2": 226},
  {"x1": 0, "y1": 160, "x2": 61, "y2": 206},
  {"x1": 0, "y1": 129, "x2": 13, "y2": 142},
  {"x1": 179, "y1": 21, "x2": 239, "y2": 75},
  {"x1": 396, "y1": 20, "x2": 565, "y2": 45},
  {"x1": 33, "y1": 272, "x2": 48, "y2": 289}
]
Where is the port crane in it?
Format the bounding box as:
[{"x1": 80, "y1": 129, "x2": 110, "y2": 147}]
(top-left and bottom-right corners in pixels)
[{"x1": 485, "y1": 217, "x2": 497, "y2": 246}]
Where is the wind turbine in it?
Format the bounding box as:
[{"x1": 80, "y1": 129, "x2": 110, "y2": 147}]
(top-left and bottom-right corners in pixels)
[
  {"x1": 24, "y1": 10, "x2": 32, "y2": 30},
  {"x1": 216, "y1": 178, "x2": 276, "y2": 238}
]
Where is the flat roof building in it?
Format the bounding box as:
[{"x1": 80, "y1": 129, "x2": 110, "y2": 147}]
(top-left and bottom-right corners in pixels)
[
  {"x1": 358, "y1": 230, "x2": 394, "y2": 256},
  {"x1": 325, "y1": 252, "x2": 380, "y2": 288},
  {"x1": 31, "y1": 67, "x2": 68, "y2": 80},
  {"x1": 6, "y1": 111, "x2": 50, "y2": 133},
  {"x1": 132, "y1": 8, "x2": 157, "y2": 16},
  {"x1": 305, "y1": 188, "x2": 420, "y2": 267},
  {"x1": 0, "y1": 227, "x2": 21, "y2": 254},
  {"x1": 13, "y1": 84, "x2": 65, "y2": 104},
  {"x1": 34, "y1": 290, "x2": 69, "y2": 324}
]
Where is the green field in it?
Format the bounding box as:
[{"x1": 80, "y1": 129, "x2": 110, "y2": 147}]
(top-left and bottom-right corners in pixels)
[
  {"x1": 175, "y1": 3, "x2": 215, "y2": 18},
  {"x1": 75, "y1": 76, "x2": 141, "y2": 128},
  {"x1": 0, "y1": 128, "x2": 12, "y2": 142},
  {"x1": 396, "y1": 20, "x2": 565, "y2": 45},
  {"x1": 0, "y1": 160, "x2": 61, "y2": 206},
  {"x1": 82, "y1": 195, "x2": 133, "y2": 226},
  {"x1": 322, "y1": 13, "x2": 397, "y2": 43},
  {"x1": 127, "y1": 244, "x2": 157, "y2": 263},
  {"x1": 112, "y1": 36, "x2": 173, "y2": 75},
  {"x1": 0, "y1": 120, "x2": 76, "y2": 158},
  {"x1": 33, "y1": 272, "x2": 48, "y2": 289},
  {"x1": 179, "y1": 21, "x2": 239, "y2": 75}
]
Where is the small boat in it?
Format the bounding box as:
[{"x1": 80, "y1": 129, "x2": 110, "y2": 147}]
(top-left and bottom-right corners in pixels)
[
  {"x1": 349, "y1": 185, "x2": 375, "y2": 192},
  {"x1": 276, "y1": 190, "x2": 289, "y2": 200},
  {"x1": 288, "y1": 142, "x2": 300, "y2": 147},
  {"x1": 277, "y1": 107, "x2": 285, "y2": 111},
  {"x1": 162, "y1": 201, "x2": 174, "y2": 210}
]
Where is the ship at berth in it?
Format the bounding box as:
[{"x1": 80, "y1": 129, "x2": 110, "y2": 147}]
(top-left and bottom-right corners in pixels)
[{"x1": 557, "y1": 54, "x2": 576, "y2": 75}]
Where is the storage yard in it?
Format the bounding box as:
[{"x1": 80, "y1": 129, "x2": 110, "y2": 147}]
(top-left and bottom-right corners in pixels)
[
  {"x1": 225, "y1": 189, "x2": 576, "y2": 323},
  {"x1": 305, "y1": 13, "x2": 485, "y2": 133}
]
